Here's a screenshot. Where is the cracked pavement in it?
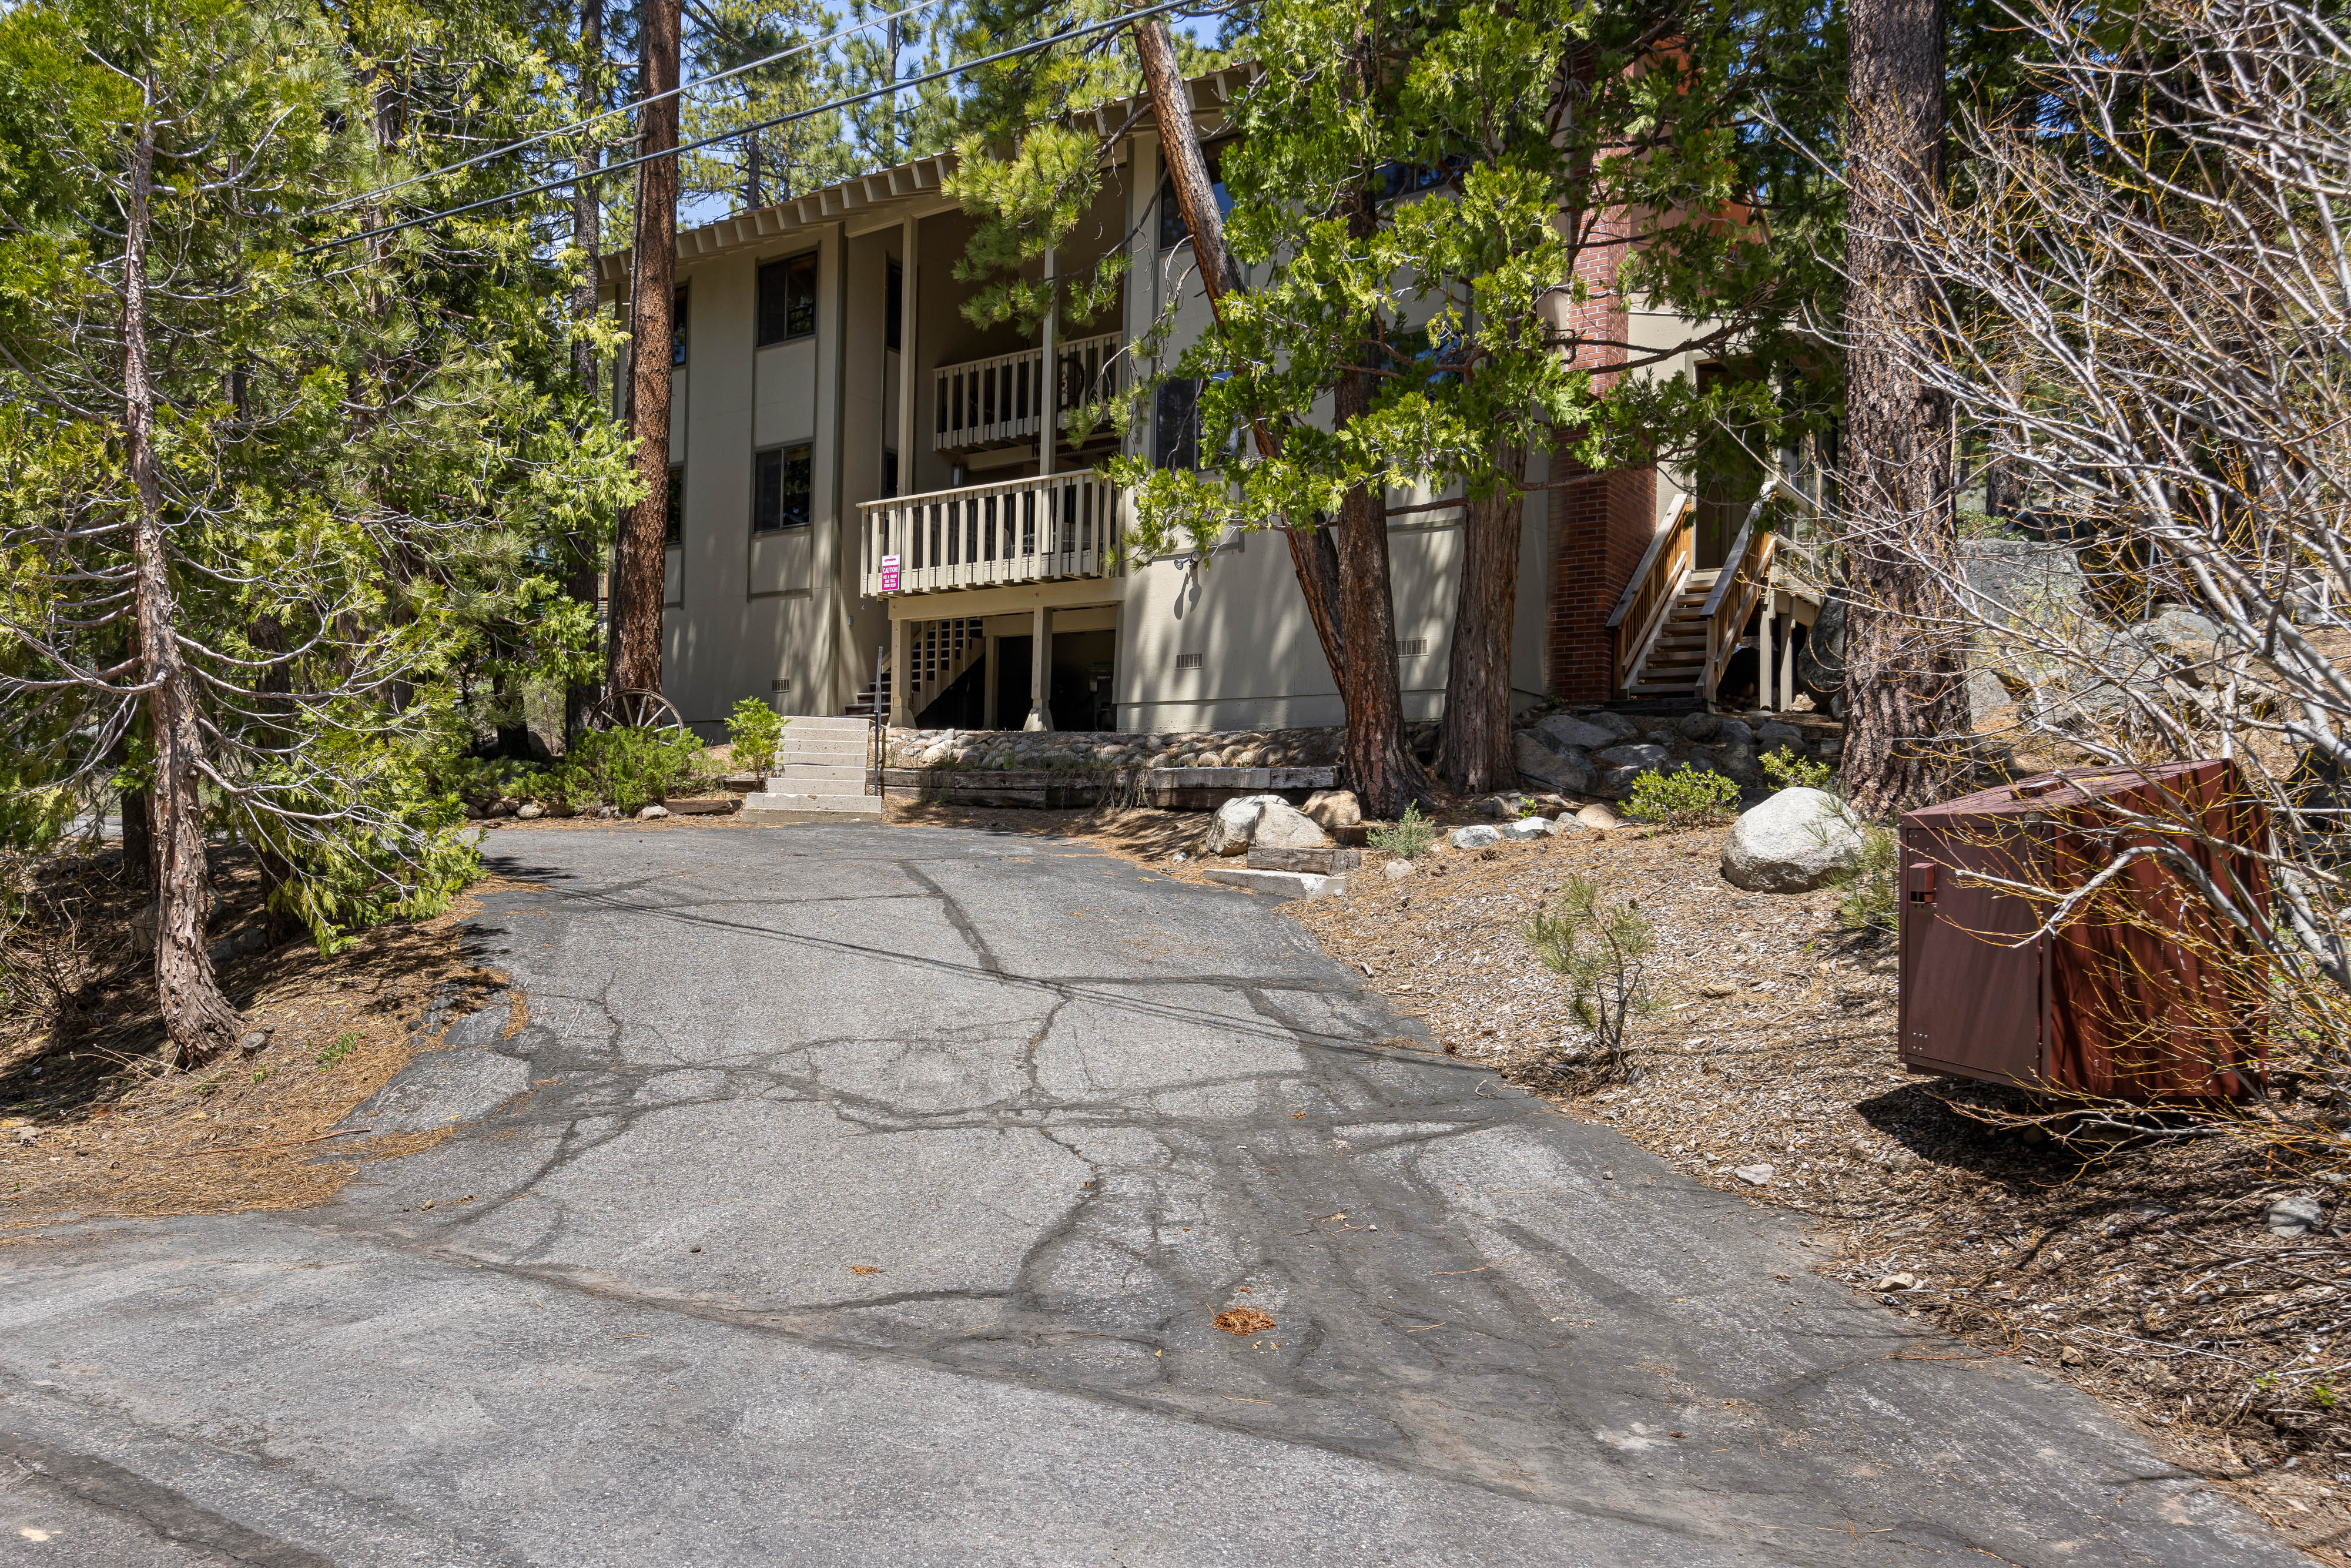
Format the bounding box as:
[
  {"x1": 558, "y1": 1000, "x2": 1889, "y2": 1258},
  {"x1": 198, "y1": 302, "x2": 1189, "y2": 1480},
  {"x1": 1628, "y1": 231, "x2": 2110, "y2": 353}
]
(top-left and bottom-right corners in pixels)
[{"x1": 0, "y1": 824, "x2": 2302, "y2": 1566}]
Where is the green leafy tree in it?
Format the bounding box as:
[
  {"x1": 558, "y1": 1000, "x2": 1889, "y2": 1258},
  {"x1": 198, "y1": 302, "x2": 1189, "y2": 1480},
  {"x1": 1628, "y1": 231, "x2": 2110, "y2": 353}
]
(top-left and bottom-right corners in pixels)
[
  {"x1": 1110, "y1": 0, "x2": 1841, "y2": 799},
  {"x1": 0, "y1": 0, "x2": 634, "y2": 1063}
]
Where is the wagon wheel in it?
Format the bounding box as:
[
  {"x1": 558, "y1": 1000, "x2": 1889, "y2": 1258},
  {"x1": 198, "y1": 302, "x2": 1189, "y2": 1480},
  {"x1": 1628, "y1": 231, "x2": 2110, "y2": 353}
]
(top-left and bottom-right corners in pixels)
[{"x1": 587, "y1": 688, "x2": 686, "y2": 733}]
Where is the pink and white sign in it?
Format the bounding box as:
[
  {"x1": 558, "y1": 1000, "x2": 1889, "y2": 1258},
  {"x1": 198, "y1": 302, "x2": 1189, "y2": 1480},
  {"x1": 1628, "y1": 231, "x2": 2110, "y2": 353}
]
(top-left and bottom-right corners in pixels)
[{"x1": 879, "y1": 553, "x2": 901, "y2": 592}]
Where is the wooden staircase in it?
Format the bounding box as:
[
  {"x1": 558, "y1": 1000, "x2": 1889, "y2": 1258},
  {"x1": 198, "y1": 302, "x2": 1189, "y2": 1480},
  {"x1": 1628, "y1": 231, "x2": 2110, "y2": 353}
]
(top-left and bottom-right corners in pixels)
[
  {"x1": 1607, "y1": 480, "x2": 1825, "y2": 709},
  {"x1": 1624, "y1": 571, "x2": 1717, "y2": 699}
]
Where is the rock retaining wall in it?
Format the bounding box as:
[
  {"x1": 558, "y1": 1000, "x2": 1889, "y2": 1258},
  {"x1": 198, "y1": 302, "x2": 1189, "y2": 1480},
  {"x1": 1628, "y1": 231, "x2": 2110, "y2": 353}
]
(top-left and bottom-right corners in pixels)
[{"x1": 885, "y1": 726, "x2": 1342, "y2": 772}]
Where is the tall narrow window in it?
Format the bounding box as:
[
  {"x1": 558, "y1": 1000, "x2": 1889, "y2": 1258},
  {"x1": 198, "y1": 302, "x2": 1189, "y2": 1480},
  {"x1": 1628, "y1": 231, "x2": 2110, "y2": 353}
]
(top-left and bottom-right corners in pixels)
[
  {"x1": 753, "y1": 444, "x2": 813, "y2": 533},
  {"x1": 882, "y1": 448, "x2": 899, "y2": 498},
  {"x1": 671, "y1": 287, "x2": 689, "y2": 367},
  {"x1": 885, "y1": 262, "x2": 903, "y2": 351},
  {"x1": 1154, "y1": 378, "x2": 1200, "y2": 472},
  {"x1": 1157, "y1": 145, "x2": 1233, "y2": 250},
  {"x1": 756, "y1": 253, "x2": 819, "y2": 346},
  {"x1": 665, "y1": 465, "x2": 684, "y2": 545}
]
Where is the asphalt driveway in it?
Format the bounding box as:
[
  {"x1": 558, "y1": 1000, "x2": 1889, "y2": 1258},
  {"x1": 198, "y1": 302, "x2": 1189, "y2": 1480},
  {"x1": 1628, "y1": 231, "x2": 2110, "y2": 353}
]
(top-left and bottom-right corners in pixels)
[{"x1": 0, "y1": 823, "x2": 2301, "y2": 1566}]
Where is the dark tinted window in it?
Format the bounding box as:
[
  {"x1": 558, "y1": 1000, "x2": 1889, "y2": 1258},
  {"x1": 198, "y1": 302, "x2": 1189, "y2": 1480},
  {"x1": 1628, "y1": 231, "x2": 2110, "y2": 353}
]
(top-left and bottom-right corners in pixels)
[
  {"x1": 882, "y1": 448, "x2": 899, "y2": 498},
  {"x1": 753, "y1": 444, "x2": 813, "y2": 532},
  {"x1": 672, "y1": 287, "x2": 688, "y2": 367},
  {"x1": 885, "y1": 263, "x2": 903, "y2": 351},
  {"x1": 665, "y1": 465, "x2": 683, "y2": 545},
  {"x1": 1157, "y1": 146, "x2": 1233, "y2": 250},
  {"x1": 757, "y1": 253, "x2": 818, "y2": 346},
  {"x1": 1154, "y1": 378, "x2": 1200, "y2": 471}
]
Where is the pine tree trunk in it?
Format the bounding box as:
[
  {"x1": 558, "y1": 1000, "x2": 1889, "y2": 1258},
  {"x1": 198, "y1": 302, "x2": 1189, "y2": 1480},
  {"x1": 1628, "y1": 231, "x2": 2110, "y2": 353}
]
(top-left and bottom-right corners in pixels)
[
  {"x1": 120, "y1": 786, "x2": 150, "y2": 890},
  {"x1": 1840, "y1": 0, "x2": 1970, "y2": 819},
  {"x1": 122, "y1": 113, "x2": 239, "y2": 1068},
  {"x1": 1435, "y1": 444, "x2": 1527, "y2": 793},
  {"x1": 1131, "y1": 19, "x2": 1347, "y2": 679},
  {"x1": 1328, "y1": 125, "x2": 1429, "y2": 817},
  {"x1": 614, "y1": 0, "x2": 680, "y2": 698},
  {"x1": 566, "y1": 0, "x2": 605, "y2": 743}
]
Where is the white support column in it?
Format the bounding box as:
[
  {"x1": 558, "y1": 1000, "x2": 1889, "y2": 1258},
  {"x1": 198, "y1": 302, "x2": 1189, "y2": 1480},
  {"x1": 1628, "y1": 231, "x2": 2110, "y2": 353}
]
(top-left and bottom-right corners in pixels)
[
  {"x1": 1024, "y1": 602, "x2": 1053, "y2": 729},
  {"x1": 1038, "y1": 246, "x2": 1056, "y2": 480},
  {"x1": 1759, "y1": 604, "x2": 1776, "y2": 713},
  {"x1": 1780, "y1": 604, "x2": 1799, "y2": 710},
  {"x1": 889, "y1": 611, "x2": 910, "y2": 728},
  {"x1": 897, "y1": 213, "x2": 918, "y2": 494}
]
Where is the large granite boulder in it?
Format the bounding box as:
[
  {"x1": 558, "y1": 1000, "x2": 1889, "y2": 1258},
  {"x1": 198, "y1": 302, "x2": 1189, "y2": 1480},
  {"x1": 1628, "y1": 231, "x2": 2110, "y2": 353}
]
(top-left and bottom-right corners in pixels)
[
  {"x1": 1514, "y1": 732, "x2": 1596, "y2": 794},
  {"x1": 1720, "y1": 787, "x2": 1868, "y2": 893},
  {"x1": 1595, "y1": 741, "x2": 1672, "y2": 772},
  {"x1": 1529, "y1": 712, "x2": 1624, "y2": 752},
  {"x1": 1254, "y1": 800, "x2": 1332, "y2": 850},
  {"x1": 1204, "y1": 793, "x2": 1289, "y2": 856},
  {"x1": 1303, "y1": 789, "x2": 1361, "y2": 831}
]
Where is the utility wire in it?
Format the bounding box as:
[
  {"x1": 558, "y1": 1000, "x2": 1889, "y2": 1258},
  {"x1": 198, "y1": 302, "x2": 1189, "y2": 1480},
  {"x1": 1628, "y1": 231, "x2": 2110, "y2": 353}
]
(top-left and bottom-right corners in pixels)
[
  {"x1": 311, "y1": 0, "x2": 949, "y2": 217},
  {"x1": 300, "y1": 0, "x2": 1192, "y2": 257}
]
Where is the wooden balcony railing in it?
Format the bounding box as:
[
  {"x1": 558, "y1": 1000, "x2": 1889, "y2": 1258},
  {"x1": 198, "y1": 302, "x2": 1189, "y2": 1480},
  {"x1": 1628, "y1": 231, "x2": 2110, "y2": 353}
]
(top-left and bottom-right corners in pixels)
[
  {"x1": 932, "y1": 331, "x2": 1121, "y2": 453},
  {"x1": 1605, "y1": 490, "x2": 1697, "y2": 697},
  {"x1": 860, "y1": 470, "x2": 1120, "y2": 598}
]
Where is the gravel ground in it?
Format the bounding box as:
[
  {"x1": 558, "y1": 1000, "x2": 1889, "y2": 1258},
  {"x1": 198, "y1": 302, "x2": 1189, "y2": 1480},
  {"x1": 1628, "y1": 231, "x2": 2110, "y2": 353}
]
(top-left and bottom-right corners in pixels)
[{"x1": 1291, "y1": 817, "x2": 2351, "y2": 1564}]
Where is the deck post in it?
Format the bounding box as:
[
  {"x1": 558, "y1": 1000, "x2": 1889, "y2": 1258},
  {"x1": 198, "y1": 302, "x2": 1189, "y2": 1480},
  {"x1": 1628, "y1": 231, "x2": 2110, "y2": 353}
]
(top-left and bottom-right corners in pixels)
[
  {"x1": 889, "y1": 611, "x2": 910, "y2": 728},
  {"x1": 1759, "y1": 603, "x2": 1776, "y2": 713},
  {"x1": 1780, "y1": 607, "x2": 1798, "y2": 709},
  {"x1": 1038, "y1": 247, "x2": 1056, "y2": 480},
  {"x1": 1024, "y1": 602, "x2": 1054, "y2": 729}
]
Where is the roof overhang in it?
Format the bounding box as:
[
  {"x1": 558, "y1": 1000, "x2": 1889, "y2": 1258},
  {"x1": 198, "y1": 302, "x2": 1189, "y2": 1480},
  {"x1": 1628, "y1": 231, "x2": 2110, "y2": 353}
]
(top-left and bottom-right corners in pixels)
[{"x1": 598, "y1": 62, "x2": 1255, "y2": 291}]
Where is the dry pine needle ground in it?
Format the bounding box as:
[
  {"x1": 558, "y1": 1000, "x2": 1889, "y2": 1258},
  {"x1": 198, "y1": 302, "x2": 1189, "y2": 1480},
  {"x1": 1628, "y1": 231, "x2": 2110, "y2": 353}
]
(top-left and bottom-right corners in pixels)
[
  {"x1": 1290, "y1": 818, "x2": 2351, "y2": 1563},
  {"x1": 1, "y1": 849, "x2": 511, "y2": 1230}
]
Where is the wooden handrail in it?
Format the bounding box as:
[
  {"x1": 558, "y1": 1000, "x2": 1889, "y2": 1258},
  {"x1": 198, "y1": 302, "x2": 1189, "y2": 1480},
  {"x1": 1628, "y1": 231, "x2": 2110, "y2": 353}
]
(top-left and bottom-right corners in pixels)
[
  {"x1": 1606, "y1": 489, "x2": 1696, "y2": 630},
  {"x1": 860, "y1": 470, "x2": 1121, "y2": 598},
  {"x1": 1610, "y1": 492, "x2": 1697, "y2": 697},
  {"x1": 933, "y1": 331, "x2": 1120, "y2": 453},
  {"x1": 1700, "y1": 482, "x2": 1812, "y2": 705}
]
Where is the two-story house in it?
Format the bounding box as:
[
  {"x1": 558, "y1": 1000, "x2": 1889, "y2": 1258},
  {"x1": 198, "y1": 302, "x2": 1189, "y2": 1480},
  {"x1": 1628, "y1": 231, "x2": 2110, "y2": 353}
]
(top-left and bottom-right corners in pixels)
[{"x1": 601, "y1": 66, "x2": 1796, "y2": 743}]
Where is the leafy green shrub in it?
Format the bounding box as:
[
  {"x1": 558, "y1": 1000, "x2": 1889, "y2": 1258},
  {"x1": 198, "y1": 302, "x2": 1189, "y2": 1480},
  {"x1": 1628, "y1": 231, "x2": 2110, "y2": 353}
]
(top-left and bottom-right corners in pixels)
[
  {"x1": 1368, "y1": 802, "x2": 1438, "y2": 860},
  {"x1": 1523, "y1": 875, "x2": 1656, "y2": 1083},
  {"x1": 726, "y1": 696, "x2": 786, "y2": 775},
  {"x1": 564, "y1": 726, "x2": 712, "y2": 815},
  {"x1": 1624, "y1": 766, "x2": 1741, "y2": 827},
  {"x1": 1760, "y1": 747, "x2": 1834, "y2": 790}
]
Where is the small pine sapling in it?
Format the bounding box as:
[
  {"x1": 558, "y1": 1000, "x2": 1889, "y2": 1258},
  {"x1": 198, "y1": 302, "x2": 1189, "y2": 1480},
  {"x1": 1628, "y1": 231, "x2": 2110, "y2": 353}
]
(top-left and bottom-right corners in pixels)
[
  {"x1": 1368, "y1": 802, "x2": 1438, "y2": 860},
  {"x1": 1523, "y1": 876, "x2": 1656, "y2": 1084}
]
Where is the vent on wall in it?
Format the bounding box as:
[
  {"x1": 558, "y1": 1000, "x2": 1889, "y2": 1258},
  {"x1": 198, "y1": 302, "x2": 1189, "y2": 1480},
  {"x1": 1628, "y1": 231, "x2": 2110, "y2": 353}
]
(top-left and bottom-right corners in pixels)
[
  {"x1": 1174, "y1": 653, "x2": 1203, "y2": 671},
  {"x1": 771, "y1": 678, "x2": 791, "y2": 692},
  {"x1": 1393, "y1": 638, "x2": 1428, "y2": 656}
]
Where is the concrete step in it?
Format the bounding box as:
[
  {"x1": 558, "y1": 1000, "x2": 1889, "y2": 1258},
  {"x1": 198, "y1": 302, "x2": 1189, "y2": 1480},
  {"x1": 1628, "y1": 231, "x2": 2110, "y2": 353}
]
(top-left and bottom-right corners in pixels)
[
  {"x1": 1202, "y1": 866, "x2": 1348, "y2": 903},
  {"x1": 773, "y1": 765, "x2": 866, "y2": 782},
  {"x1": 779, "y1": 746, "x2": 869, "y2": 763},
  {"x1": 782, "y1": 716, "x2": 872, "y2": 735},
  {"x1": 740, "y1": 790, "x2": 880, "y2": 817}
]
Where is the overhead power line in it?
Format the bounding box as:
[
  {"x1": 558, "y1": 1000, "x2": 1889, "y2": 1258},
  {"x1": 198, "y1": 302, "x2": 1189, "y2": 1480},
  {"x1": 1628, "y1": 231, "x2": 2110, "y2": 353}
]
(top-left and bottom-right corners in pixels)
[
  {"x1": 312, "y1": 0, "x2": 950, "y2": 217},
  {"x1": 299, "y1": 0, "x2": 1195, "y2": 257}
]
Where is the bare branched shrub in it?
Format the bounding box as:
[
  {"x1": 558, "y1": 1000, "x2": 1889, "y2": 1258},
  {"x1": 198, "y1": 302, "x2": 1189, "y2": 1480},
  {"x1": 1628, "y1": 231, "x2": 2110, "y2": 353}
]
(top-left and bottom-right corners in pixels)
[{"x1": 1826, "y1": 0, "x2": 2351, "y2": 1135}]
